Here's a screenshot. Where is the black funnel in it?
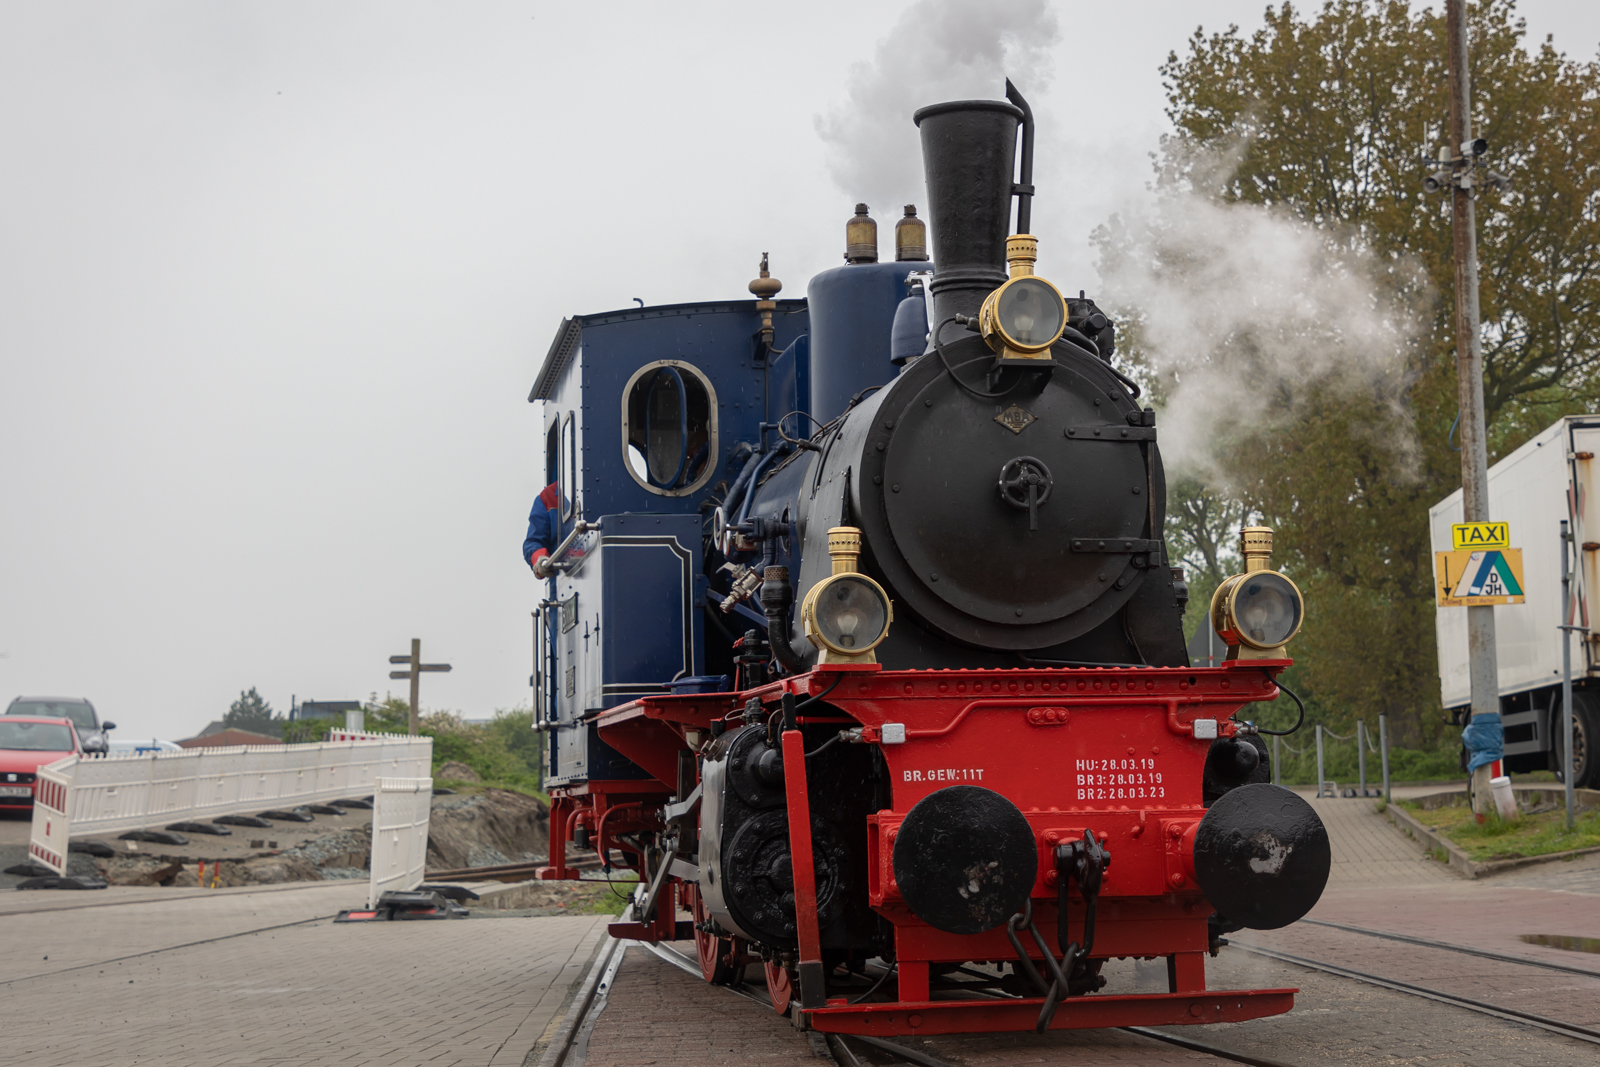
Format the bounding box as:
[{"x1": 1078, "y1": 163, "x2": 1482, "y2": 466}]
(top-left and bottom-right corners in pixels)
[{"x1": 913, "y1": 99, "x2": 1023, "y2": 329}]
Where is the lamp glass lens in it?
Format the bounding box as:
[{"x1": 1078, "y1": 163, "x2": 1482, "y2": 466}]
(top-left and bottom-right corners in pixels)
[
  {"x1": 997, "y1": 278, "x2": 1063, "y2": 347},
  {"x1": 1232, "y1": 572, "x2": 1301, "y2": 647},
  {"x1": 815, "y1": 576, "x2": 889, "y2": 651}
]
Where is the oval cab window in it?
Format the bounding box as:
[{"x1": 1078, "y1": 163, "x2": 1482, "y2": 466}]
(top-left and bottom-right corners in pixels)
[{"x1": 622, "y1": 361, "x2": 718, "y2": 496}]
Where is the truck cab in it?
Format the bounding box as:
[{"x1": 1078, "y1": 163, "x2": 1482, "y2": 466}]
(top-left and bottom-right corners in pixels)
[{"x1": 1430, "y1": 415, "x2": 1600, "y2": 787}]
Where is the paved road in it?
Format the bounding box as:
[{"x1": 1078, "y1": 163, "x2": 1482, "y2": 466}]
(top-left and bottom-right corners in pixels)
[
  {"x1": 1, "y1": 879, "x2": 610, "y2": 1067},
  {"x1": 12, "y1": 779, "x2": 1600, "y2": 1066},
  {"x1": 584, "y1": 788, "x2": 1600, "y2": 1066}
]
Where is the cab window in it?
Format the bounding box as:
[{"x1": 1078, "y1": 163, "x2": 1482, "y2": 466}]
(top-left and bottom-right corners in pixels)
[{"x1": 622, "y1": 362, "x2": 717, "y2": 496}]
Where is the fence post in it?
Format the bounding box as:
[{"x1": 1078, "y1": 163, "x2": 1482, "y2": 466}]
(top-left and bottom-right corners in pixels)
[
  {"x1": 1357, "y1": 720, "x2": 1368, "y2": 797},
  {"x1": 1315, "y1": 725, "x2": 1326, "y2": 798},
  {"x1": 1379, "y1": 713, "x2": 1391, "y2": 804},
  {"x1": 1272, "y1": 734, "x2": 1281, "y2": 786}
]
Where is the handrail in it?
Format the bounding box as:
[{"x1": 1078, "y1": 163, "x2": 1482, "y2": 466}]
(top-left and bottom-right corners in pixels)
[
  {"x1": 548, "y1": 518, "x2": 602, "y2": 573},
  {"x1": 886, "y1": 693, "x2": 1264, "y2": 741}
]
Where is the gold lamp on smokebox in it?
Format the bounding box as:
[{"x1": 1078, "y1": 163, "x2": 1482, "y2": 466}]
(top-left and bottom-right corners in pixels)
[
  {"x1": 978, "y1": 234, "x2": 1067, "y2": 365},
  {"x1": 1209, "y1": 526, "x2": 1305, "y2": 660},
  {"x1": 801, "y1": 527, "x2": 894, "y2": 664}
]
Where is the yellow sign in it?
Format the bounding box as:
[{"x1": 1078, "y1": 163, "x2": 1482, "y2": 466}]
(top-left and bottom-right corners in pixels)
[
  {"x1": 1435, "y1": 548, "x2": 1526, "y2": 606},
  {"x1": 1451, "y1": 521, "x2": 1510, "y2": 550}
]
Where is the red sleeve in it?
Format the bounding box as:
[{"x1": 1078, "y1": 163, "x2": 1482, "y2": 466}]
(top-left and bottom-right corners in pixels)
[{"x1": 528, "y1": 546, "x2": 549, "y2": 569}]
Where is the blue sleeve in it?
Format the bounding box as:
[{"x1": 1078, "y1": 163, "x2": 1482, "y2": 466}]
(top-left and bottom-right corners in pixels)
[{"x1": 522, "y1": 483, "x2": 561, "y2": 564}]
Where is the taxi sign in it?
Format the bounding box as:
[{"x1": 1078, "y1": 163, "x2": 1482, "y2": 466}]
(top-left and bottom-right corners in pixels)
[
  {"x1": 1435, "y1": 548, "x2": 1525, "y2": 606},
  {"x1": 1451, "y1": 521, "x2": 1510, "y2": 551}
]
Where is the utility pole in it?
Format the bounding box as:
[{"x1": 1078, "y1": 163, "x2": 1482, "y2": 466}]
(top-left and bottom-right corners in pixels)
[
  {"x1": 389, "y1": 638, "x2": 452, "y2": 735},
  {"x1": 1447, "y1": 0, "x2": 1498, "y2": 818}
]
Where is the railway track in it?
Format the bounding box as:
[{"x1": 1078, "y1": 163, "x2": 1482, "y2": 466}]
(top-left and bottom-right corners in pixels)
[
  {"x1": 1298, "y1": 917, "x2": 1600, "y2": 980},
  {"x1": 539, "y1": 924, "x2": 1305, "y2": 1067},
  {"x1": 1229, "y1": 934, "x2": 1600, "y2": 1049},
  {"x1": 541, "y1": 908, "x2": 1600, "y2": 1066}
]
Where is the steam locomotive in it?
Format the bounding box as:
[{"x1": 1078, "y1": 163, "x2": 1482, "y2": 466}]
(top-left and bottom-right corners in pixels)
[{"x1": 528, "y1": 83, "x2": 1328, "y2": 1036}]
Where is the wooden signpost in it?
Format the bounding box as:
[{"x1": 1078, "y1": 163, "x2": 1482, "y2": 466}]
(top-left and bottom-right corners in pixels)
[{"x1": 389, "y1": 638, "x2": 452, "y2": 735}]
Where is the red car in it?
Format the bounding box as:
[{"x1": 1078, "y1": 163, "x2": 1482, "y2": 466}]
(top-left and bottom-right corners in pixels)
[{"x1": 0, "y1": 717, "x2": 81, "y2": 811}]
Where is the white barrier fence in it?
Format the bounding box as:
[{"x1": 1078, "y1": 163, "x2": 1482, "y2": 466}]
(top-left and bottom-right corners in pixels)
[
  {"x1": 368, "y1": 777, "x2": 434, "y2": 908},
  {"x1": 28, "y1": 735, "x2": 433, "y2": 875}
]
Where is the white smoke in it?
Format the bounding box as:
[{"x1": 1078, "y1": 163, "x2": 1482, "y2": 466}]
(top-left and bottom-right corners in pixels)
[
  {"x1": 1094, "y1": 145, "x2": 1428, "y2": 483},
  {"x1": 815, "y1": 0, "x2": 1061, "y2": 212}
]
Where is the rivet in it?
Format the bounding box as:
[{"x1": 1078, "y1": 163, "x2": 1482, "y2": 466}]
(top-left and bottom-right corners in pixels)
[
  {"x1": 874, "y1": 475, "x2": 883, "y2": 485},
  {"x1": 925, "y1": 399, "x2": 933, "y2": 407},
  {"x1": 892, "y1": 484, "x2": 901, "y2": 492},
  {"x1": 1015, "y1": 609, "x2": 1023, "y2": 617},
  {"x1": 1132, "y1": 486, "x2": 1142, "y2": 495}
]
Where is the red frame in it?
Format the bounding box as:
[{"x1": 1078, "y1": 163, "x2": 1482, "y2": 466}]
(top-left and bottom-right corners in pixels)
[{"x1": 542, "y1": 661, "x2": 1299, "y2": 1034}]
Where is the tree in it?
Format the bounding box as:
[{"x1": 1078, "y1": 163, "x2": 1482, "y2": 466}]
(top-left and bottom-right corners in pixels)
[
  {"x1": 1110, "y1": 1, "x2": 1600, "y2": 743},
  {"x1": 223, "y1": 687, "x2": 283, "y2": 737},
  {"x1": 1165, "y1": 475, "x2": 1246, "y2": 629}
]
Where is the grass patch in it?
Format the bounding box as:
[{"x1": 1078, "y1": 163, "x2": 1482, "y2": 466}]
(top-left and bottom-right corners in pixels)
[
  {"x1": 567, "y1": 875, "x2": 640, "y2": 915},
  {"x1": 1406, "y1": 801, "x2": 1600, "y2": 863}
]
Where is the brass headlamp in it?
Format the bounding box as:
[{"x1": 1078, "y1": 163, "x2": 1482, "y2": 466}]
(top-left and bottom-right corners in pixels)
[
  {"x1": 978, "y1": 235, "x2": 1067, "y2": 364},
  {"x1": 1209, "y1": 526, "x2": 1304, "y2": 660},
  {"x1": 801, "y1": 527, "x2": 894, "y2": 663}
]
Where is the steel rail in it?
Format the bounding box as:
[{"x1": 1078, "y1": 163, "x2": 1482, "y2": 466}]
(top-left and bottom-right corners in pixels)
[
  {"x1": 1231, "y1": 941, "x2": 1600, "y2": 1047},
  {"x1": 636, "y1": 939, "x2": 1304, "y2": 1067},
  {"x1": 1299, "y1": 918, "x2": 1600, "y2": 980}
]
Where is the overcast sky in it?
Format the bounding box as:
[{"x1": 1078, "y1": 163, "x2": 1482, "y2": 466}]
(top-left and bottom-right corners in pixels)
[{"x1": 3, "y1": 2, "x2": 1596, "y2": 741}]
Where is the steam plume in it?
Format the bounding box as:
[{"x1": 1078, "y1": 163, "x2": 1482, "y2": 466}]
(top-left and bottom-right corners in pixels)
[
  {"x1": 1094, "y1": 145, "x2": 1427, "y2": 483},
  {"x1": 816, "y1": 0, "x2": 1060, "y2": 211}
]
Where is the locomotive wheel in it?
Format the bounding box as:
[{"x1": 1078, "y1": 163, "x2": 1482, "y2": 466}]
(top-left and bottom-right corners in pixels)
[
  {"x1": 687, "y1": 883, "x2": 738, "y2": 985},
  {"x1": 764, "y1": 958, "x2": 794, "y2": 1014}
]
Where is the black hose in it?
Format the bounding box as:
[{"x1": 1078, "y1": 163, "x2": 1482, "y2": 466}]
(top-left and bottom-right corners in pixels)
[
  {"x1": 849, "y1": 962, "x2": 897, "y2": 1005},
  {"x1": 1060, "y1": 324, "x2": 1100, "y2": 358},
  {"x1": 1254, "y1": 670, "x2": 1306, "y2": 736},
  {"x1": 933, "y1": 317, "x2": 1018, "y2": 400},
  {"x1": 760, "y1": 566, "x2": 810, "y2": 674},
  {"x1": 804, "y1": 734, "x2": 842, "y2": 759},
  {"x1": 795, "y1": 672, "x2": 842, "y2": 712}
]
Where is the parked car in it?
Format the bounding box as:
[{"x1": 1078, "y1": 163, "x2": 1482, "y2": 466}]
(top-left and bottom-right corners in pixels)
[
  {"x1": 5, "y1": 696, "x2": 115, "y2": 755},
  {"x1": 0, "y1": 717, "x2": 81, "y2": 810}
]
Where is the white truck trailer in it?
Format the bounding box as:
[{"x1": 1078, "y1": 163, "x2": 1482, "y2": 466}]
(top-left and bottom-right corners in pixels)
[{"x1": 1430, "y1": 414, "x2": 1600, "y2": 787}]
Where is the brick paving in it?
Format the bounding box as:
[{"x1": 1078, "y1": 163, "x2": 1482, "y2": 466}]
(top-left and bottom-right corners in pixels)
[
  {"x1": 0, "y1": 879, "x2": 609, "y2": 1066},
  {"x1": 582, "y1": 792, "x2": 1600, "y2": 1066},
  {"x1": 10, "y1": 784, "x2": 1600, "y2": 1066}
]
